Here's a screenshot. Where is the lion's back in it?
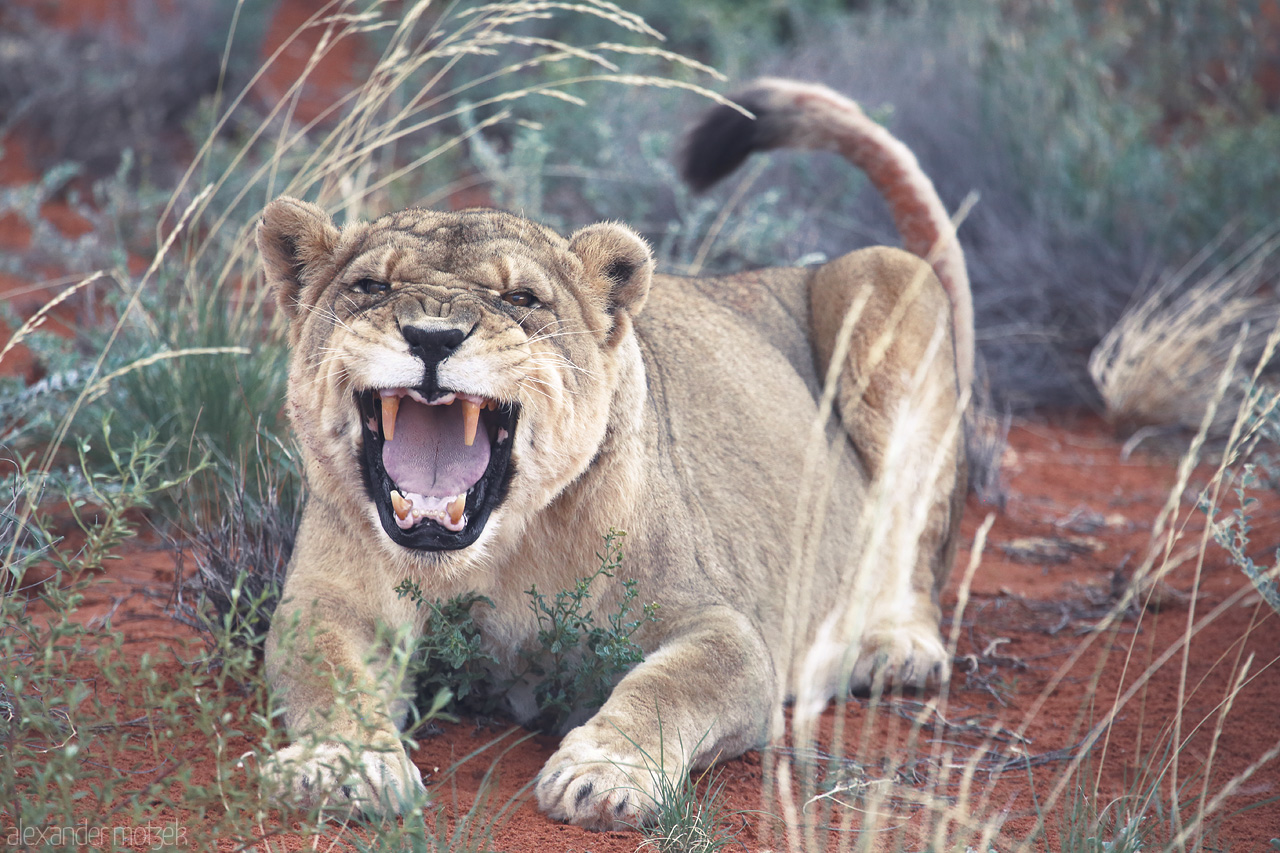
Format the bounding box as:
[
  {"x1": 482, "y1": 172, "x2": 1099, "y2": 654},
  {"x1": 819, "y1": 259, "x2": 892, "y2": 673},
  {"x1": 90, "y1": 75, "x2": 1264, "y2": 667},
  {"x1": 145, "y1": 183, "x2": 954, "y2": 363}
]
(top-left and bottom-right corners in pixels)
[{"x1": 640, "y1": 267, "x2": 817, "y2": 392}]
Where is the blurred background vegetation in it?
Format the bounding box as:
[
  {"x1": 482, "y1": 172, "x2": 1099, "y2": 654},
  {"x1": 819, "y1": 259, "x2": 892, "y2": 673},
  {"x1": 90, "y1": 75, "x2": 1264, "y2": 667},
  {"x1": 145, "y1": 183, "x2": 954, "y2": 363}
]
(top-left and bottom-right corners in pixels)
[{"x1": 1, "y1": 0, "x2": 1277, "y2": 538}]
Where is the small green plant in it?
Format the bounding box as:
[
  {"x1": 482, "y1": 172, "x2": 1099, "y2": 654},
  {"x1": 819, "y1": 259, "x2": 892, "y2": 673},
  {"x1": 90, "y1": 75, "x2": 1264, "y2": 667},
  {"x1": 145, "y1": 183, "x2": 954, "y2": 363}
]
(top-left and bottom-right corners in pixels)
[
  {"x1": 569, "y1": 718, "x2": 744, "y2": 853},
  {"x1": 638, "y1": 760, "x2": 742, "y2": 853},
  {"x1": 1055, "y1": 789, "x2": 1152, "y2": 853},
  {"x1": 0, "y1": 422, "x2": 271, "y2": 850},
  {"x1": 396, "y1": 529, "x2": 659, "y2": 731},
  {"x1": 517, "y1": 529, "x2": 660, "y2": 731},
  {"x1": 3, "y1": 416, "x2": 208, "y2": 578},
  {"x1": 1214, "y1": 468, "x2": 1280, "y2": 616},
  {"x1": 395, "y1": 584, "x2": 500, "y2": 716},
  {"x1": 1197, "y1": 356, "x2": 1280, "y2": 616}
]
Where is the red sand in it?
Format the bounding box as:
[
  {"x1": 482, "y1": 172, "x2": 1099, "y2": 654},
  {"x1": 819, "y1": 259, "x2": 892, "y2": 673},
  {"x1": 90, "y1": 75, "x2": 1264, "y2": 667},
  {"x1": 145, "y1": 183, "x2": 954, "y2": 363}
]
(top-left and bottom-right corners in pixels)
[{"x1": 4, "y1": 418, "x2": 1276, "y2": 851}]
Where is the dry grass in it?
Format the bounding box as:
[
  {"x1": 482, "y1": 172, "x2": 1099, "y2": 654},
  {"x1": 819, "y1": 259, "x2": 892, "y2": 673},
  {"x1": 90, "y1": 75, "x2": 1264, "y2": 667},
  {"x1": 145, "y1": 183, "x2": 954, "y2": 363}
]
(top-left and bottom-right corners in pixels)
[
  {"x1": 753, "y1": 224, "x2": 1280, "y2": 850},
  {"x1": 1, "y1": 0, "x2": 737, "y2": 506},
  {"x1": 756, "y1": 438, "x2": 1277, "y2": 851},
  {"x1": 1, "y1": 3, "x2": 738, "y2": 848},
  {"x1": 1089, "y1": 226, "x2": 1280, "y2": 436}
]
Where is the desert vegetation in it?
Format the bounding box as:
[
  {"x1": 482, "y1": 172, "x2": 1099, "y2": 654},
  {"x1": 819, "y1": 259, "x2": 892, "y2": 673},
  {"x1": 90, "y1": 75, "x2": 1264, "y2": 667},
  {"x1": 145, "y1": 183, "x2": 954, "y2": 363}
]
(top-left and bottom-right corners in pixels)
[{"x1": 2, "y1": 0, "x2": 1278, "y2": 850}]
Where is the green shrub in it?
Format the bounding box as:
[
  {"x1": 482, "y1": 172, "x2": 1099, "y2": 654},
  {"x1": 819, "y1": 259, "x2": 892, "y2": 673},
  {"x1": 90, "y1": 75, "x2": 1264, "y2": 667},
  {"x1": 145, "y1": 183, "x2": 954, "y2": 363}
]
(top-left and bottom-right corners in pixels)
[
  {"x1": 975, "y1": 0, "x2": 1277, "y2": 259},
  {"x1": 1215, "y1": 464, "x2": 1280, "y2": 616},
  {"x1": 516, "y1": 529, "x2": 660, "y2": 731},
  {"x1": 395, "y1": 529, "x2": 659, "y2": 731},
  {"x1": 395, "y1": 586, "x2": 500, "y2": 717}
]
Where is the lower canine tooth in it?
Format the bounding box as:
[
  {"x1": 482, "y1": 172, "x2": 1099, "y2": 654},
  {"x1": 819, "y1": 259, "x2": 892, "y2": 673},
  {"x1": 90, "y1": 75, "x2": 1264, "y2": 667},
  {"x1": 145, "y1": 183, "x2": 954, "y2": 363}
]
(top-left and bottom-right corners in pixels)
[
  {"x1": 447, "y1": 493, "x2": 466, "y2": 525},
  {"x1": 381, "y1": 395, "x2": 400, "y2": 441},
  {"x1": 390, "y1": 490, "x2": 411, "y2": 520},
  {"x1": 461, "y1": 399, "x2": 480, "y2": 446}
]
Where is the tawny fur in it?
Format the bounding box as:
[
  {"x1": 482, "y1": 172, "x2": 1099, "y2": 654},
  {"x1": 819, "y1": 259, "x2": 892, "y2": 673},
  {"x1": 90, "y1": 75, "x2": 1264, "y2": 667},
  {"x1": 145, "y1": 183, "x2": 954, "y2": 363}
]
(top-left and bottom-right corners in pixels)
[
  {"x1": 681, "y1": 77, "x2": 973, "y2": 389},
  {"x1": 257, "y1": 78, "x2": 971, "y2": 830}
]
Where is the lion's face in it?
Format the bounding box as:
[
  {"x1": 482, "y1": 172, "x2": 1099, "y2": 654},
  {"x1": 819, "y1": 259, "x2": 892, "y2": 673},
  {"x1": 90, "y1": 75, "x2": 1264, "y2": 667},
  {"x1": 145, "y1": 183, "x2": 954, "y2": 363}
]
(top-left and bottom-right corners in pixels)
[{"x1": 257, "y1": 199, "x2": 653, "y2": 568}]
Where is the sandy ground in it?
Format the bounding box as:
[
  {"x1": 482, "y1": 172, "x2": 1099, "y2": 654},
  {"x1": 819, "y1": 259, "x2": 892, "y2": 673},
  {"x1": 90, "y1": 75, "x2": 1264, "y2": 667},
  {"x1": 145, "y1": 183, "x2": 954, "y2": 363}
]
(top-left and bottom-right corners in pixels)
[{"x1": 4, "y1": 417, "x2": 1276, "y2": 851}]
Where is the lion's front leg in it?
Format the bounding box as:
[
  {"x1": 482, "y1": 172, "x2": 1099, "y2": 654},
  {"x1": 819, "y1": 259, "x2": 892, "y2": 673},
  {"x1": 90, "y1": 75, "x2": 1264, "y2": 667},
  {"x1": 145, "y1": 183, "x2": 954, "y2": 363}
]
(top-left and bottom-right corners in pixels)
[
  {"x1": 535, "y1": 607, "x2": 773, "y2": 830},
  {"x1": 262, "y1": 566, "x2": 426, "y2": 817}
]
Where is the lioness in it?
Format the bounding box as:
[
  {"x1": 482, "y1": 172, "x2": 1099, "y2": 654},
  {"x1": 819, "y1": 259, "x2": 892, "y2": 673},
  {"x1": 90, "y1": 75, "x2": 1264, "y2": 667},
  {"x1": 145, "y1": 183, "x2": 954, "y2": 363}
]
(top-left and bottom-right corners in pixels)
[{"x1": 258, "y1": 78, "x2": 972, "y2": 830}]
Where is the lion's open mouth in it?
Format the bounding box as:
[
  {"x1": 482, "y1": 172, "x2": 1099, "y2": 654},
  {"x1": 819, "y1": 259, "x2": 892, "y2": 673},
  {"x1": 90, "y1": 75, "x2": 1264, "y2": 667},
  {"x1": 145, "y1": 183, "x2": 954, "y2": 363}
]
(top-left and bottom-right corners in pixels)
[{"x1": 356, "y1": 388, "x2": 518, "y2": 550}]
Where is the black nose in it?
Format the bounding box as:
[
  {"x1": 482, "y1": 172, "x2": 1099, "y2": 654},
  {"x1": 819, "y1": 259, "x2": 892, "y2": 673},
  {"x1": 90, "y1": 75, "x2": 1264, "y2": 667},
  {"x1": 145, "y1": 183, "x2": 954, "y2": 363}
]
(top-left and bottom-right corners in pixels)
[{"x1": 402, "y1": 326, "x2": 466, "y2": 368}]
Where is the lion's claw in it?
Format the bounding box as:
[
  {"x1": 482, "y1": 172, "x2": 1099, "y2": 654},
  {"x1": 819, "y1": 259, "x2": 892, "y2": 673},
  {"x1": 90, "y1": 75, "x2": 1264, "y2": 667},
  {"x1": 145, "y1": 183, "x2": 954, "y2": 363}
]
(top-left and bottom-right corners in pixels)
[
  {"x1": 535, "y1": 729, "x2": 673, "y2": 831},
  {"x1": 259, "y1": 741, "x2": 425, "y2": 818},
  {"x1": 849, "y1": 621, "x2": 950, "y2": 694}
]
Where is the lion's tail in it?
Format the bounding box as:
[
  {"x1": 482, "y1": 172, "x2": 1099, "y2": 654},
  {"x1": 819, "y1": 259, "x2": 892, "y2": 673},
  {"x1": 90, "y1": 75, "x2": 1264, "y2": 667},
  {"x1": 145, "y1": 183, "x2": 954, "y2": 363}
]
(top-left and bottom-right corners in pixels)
[{"x1": 678, "y1": 77, "x2": 974, "y2": 390}]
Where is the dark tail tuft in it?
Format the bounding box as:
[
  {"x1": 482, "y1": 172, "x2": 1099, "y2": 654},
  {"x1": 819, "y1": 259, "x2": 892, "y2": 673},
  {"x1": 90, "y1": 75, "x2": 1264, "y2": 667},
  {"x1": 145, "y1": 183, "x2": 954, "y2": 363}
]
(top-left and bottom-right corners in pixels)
[{"x1": 677, "y1": 91, "x2": 780, "y2": 193}]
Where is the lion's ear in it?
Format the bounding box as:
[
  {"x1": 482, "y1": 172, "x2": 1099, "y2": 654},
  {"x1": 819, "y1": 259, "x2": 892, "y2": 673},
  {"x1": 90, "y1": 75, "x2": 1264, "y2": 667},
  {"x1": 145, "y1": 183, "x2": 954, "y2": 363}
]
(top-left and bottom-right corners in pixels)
[
  {"x1": 257, "y1": 196, "x2": 342, "y2": 320},
  {"x1": 568, "y1": 222, "x2": 654, "y2": 320}
]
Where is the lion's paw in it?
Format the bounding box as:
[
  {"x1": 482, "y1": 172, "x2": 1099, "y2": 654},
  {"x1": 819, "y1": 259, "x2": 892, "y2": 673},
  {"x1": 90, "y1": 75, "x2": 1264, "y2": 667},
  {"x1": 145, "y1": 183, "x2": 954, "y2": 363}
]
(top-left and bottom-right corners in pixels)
[
  {"x1": 535, "y1": 728, "x2": 672, "y2": 831},
  {"x1": 849, "y1": 621, "x2": 950, "y2": 694},
  {"x1": 258, "y1": 740, "x2": 425, "y2": 818}
]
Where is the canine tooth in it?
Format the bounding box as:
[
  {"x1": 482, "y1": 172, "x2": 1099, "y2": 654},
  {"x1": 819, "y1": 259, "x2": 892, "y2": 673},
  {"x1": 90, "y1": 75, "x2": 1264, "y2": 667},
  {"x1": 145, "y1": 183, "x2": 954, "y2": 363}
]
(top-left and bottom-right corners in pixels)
[
  {"x1": 461, "y1": 399, "x2": 480, "y2": 446},
  {"x1": 390, "y1": 490, "x2": 411, "y2": 520},
  {"x1": 448, "y1": 493, "x2": 465, "y2": 525},
  {"x1": 381, "y1": 395, "x2": 400, "y2": 441}
]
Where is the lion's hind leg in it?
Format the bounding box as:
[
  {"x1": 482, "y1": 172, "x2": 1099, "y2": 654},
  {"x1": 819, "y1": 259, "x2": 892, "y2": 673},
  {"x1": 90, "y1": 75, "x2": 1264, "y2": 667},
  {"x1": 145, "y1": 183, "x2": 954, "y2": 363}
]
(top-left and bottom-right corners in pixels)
[{"x1": 808, "y1": 245, "x2": 968, "y2": 692}]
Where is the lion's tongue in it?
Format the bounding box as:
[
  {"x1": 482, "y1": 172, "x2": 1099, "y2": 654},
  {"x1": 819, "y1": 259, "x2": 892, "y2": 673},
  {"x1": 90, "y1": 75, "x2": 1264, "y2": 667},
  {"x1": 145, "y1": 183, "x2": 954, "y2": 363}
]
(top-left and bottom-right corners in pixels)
[{"x1": 382, "y1": 398, "x2": 489, "y2": 497}]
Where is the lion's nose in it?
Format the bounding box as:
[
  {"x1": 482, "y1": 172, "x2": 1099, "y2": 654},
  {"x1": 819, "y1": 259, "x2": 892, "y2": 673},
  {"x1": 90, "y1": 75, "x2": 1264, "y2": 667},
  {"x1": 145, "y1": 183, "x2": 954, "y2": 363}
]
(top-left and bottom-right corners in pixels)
[{"x1": 402, "y1": 325, "x2": 466, "y2": 369}]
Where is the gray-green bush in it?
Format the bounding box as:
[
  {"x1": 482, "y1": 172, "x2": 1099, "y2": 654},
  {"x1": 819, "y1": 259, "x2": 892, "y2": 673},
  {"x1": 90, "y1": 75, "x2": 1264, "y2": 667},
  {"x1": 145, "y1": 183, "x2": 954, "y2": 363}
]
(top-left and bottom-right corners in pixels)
[{"x1": 395, "y1": 530, "x2": 659, "y2": 732}]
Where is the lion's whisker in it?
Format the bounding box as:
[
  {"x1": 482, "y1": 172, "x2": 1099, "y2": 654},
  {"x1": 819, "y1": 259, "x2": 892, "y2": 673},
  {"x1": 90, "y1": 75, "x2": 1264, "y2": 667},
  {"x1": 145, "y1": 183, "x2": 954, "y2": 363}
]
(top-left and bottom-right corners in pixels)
[
  {"x1": 295, "y1": 301, "x2": 370, "y2": 341},
  {"x1": 515, "y1": 381, "x2": 555, "y2": 403},
  {"x1": 519, "y1": 354, "x2": 598, "y2": 377},
  {"x1": 525, "y1": 329, "x2": 603, "y2": 345},
  {"x1": 525, "y1": 317, "x2": 572, "y2": 338}
]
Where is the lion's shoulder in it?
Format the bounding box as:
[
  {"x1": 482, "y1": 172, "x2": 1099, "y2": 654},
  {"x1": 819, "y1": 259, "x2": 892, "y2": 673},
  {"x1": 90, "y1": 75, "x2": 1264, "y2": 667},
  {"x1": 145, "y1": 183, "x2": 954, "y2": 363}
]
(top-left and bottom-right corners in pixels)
[{"x1": 638, "y1": 267, "x2": 814, "y2": 381}]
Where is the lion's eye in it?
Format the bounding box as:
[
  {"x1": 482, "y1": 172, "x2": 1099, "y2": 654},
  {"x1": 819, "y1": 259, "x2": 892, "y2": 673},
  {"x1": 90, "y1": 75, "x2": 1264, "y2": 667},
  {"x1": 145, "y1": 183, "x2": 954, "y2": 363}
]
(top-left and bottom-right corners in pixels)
[
  {"x1": 502, "y1": 290, "x2": 540, "y2": 309},
  {"x1": 353, "y1": 278, "x2": 391, "y2": 294}
]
